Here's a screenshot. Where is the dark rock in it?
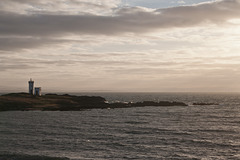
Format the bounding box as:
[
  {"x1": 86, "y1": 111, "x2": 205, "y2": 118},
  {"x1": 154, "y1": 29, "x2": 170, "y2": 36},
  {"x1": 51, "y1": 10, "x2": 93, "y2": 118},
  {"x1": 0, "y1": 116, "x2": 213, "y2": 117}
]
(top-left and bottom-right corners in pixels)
[
  {"x1": 192, "y1": 102, "x2": 219, "y2": 106},
  {"x1": 0, "y1": 93, "x2": 188, "y2": 111}
]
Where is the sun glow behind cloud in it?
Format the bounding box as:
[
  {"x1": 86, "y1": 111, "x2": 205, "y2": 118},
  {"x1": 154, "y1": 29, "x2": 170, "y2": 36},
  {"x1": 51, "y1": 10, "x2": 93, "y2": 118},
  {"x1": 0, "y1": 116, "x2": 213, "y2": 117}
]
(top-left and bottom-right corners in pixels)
[{"x1": 0, "y1": 0, "x2": 240, "y2": 92}]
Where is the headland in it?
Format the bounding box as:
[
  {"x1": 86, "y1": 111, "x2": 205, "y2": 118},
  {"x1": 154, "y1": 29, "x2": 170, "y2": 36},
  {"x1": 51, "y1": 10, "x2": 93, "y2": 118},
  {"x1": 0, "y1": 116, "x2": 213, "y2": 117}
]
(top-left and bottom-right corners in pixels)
[{"x1": 0, "y1": 93, "x2": 188, "y2": 111}]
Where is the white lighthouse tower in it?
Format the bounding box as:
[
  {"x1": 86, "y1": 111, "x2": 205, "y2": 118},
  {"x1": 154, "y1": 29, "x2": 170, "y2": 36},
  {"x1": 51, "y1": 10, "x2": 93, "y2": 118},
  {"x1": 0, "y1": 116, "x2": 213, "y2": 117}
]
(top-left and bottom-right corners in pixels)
[{"x1": 28, "y1": 78, "x2": 34, "y2": 95}]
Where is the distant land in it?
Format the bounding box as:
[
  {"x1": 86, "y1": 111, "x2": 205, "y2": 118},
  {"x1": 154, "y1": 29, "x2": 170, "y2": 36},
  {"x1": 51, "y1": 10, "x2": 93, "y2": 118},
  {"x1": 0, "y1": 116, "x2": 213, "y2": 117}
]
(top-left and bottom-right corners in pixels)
[{"x1": 0, "y1": 93, "x2": 188, "y2": 111}]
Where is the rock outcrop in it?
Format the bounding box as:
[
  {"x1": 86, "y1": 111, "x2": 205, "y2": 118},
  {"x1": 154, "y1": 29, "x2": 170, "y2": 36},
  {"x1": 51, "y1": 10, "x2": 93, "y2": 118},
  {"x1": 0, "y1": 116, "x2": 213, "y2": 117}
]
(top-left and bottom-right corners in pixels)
[{"x1": 0, "y1": 93, "x2": 188, "y2": 111}]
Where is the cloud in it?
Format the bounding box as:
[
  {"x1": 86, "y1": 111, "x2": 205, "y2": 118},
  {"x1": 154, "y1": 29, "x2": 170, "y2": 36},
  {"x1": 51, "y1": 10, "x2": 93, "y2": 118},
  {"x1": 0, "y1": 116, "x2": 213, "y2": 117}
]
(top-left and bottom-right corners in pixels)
[
  {"x1": 177, "y1": 1, "x2": 186, "y2": 4},
  {"x1": 0, "y1": 0, "x2": 121, "y2": 15},
  {"x1": 0, "y1": 0, "x2": 240, "y2": 51},
  {"x1": 0, "y1": 0, "x2": 239, "y2": 35},
  {"x1": 0, "y1": 36, "x2": 93, "y2": 51}
]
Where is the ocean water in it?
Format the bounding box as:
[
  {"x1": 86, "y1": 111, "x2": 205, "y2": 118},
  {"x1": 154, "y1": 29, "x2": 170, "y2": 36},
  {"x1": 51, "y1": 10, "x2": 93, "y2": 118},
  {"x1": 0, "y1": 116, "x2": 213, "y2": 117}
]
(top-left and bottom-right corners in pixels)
[{"x1": 0, "y1": 92, "x2": 240, "y2": 160}]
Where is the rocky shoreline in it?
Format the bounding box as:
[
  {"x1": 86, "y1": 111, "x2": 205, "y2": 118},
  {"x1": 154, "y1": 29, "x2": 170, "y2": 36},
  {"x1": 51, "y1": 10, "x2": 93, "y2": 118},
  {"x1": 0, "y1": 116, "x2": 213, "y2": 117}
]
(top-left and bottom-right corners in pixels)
[{"x1": 0, "y1": 93, "x2": 188, "y2": 111}]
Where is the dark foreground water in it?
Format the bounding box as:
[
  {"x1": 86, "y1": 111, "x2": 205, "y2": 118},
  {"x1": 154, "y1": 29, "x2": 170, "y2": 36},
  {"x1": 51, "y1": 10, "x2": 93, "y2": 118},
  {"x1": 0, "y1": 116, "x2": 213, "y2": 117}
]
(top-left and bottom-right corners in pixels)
[{"x1": 0, "y1": 93, "x2": 240, "y2": 160}]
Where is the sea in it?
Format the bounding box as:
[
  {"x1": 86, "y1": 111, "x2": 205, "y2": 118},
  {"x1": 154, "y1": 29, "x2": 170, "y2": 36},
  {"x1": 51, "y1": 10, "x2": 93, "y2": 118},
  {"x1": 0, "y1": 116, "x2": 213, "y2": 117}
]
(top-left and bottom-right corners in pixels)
[{"x1": 0, "y1": 92, "x2": 240, "y2": 160}]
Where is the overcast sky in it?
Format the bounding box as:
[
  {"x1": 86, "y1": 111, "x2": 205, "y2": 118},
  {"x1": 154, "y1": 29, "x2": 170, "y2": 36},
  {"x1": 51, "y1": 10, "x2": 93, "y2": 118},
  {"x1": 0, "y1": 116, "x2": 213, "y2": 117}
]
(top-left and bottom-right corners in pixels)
[{"x1": 1, "y1": 0, "x2": 240, "y2": 92}]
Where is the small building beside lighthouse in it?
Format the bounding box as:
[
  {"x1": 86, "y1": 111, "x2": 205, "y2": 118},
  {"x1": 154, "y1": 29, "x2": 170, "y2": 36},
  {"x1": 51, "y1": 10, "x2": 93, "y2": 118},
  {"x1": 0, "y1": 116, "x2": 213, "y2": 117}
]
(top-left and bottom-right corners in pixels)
[
  {"x1": 35, "y1": 87, "x2": 42, "y2": 96},
  {"x1": 28, "y1": 78, "x2": 42, "y2": 96},
  {"x1": 28, "y1": 78, "x2": 34, "y2": 95}
]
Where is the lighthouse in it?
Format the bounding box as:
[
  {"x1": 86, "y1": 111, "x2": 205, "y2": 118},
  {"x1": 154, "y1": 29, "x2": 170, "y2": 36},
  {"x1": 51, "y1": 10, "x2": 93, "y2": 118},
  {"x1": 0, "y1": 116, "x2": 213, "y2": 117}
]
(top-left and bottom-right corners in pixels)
[{"x1": 28, "y1": 78, "x2": 34, "y2": 95}]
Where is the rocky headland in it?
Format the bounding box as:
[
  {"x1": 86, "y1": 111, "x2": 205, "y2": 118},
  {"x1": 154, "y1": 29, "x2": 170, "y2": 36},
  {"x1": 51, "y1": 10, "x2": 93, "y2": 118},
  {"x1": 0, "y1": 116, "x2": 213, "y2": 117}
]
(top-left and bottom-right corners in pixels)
[
  {"x1": 0, "y1": 93, "x2": 188, "y2": 111},
  {"x1": 192, "y1": 102, "x2": 219, "y2": 106}
]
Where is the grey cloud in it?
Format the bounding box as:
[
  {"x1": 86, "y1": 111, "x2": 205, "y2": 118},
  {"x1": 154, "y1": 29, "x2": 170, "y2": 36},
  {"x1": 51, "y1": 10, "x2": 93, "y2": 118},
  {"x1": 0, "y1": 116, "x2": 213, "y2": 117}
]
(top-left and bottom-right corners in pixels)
[
  {"x1": 0, "y1": 56, "x2": 38, "y2": 71},
  {"x1": 0, "y1": 56, "x2": 77, "y2": 71},
  {"x1": 4, "y1": 0, "x2": 118, "y2": 8},
  {"x1": 0, "y1": 53, "x2": 182, "y2": 72},
  {"x1": 155, "y1": 0, "x2": 240, "y2": 25},
  {"x1": 0, "y1": 37, "x2": 93, "y2": 51},
  {"x1": 0, "y1": 64, "x2": 33, "y2": 71},
  {"x1": 0, "y1": 0, "x2": 119, "y2": 15},
  {"x1": 0, "y1": 12, "x2": 121, "y2": 37},
  {"x1": 0, "y1": 37, "x2": 51, "y2": 50},
  {"x1": 0, "y1": 0, "x2": 240, "y2": 36},
  {"x1": 0, "y1": 0, "x2": 240, "y2": 51}
]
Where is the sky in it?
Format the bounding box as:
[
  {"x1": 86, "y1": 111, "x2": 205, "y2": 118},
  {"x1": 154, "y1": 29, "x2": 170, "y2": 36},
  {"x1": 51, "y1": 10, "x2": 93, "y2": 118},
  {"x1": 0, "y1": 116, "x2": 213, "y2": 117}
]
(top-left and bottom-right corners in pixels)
[{"x1": 1, "y1": 0, "x2": 240, "y2": 92}]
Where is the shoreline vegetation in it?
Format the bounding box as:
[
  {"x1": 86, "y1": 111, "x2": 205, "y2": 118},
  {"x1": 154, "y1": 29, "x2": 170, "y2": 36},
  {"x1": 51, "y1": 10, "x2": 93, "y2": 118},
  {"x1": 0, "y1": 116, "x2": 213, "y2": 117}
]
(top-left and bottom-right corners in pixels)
[{"x1": 0, "y1": 93, "x2": 189, "y2": 112}]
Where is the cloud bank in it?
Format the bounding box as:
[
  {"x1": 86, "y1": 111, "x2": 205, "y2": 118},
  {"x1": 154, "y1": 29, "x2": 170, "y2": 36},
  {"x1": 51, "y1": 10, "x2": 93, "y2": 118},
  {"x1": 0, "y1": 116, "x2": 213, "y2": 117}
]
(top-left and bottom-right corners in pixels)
[
  {"x1": 0, "y1": 0, "x2": 239, "y2": 51},
  {"x1": 0, "y1": 0, "x2": 240, "y2": 36}
]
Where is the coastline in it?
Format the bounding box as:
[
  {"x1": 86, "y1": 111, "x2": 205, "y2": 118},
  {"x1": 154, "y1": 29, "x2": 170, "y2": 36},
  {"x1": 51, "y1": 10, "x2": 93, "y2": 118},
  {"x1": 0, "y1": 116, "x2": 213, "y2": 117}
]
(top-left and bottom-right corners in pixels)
[{"x1": 0, "y1": 92, "x2": 188, "y2": 111}]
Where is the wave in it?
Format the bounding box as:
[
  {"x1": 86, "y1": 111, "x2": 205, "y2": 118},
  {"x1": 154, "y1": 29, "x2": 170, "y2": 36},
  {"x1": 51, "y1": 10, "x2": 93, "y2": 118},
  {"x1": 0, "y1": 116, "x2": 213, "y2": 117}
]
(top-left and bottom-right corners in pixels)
[{"x1": 0, "y1": 153, "x2": 70, "y2": 160}]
